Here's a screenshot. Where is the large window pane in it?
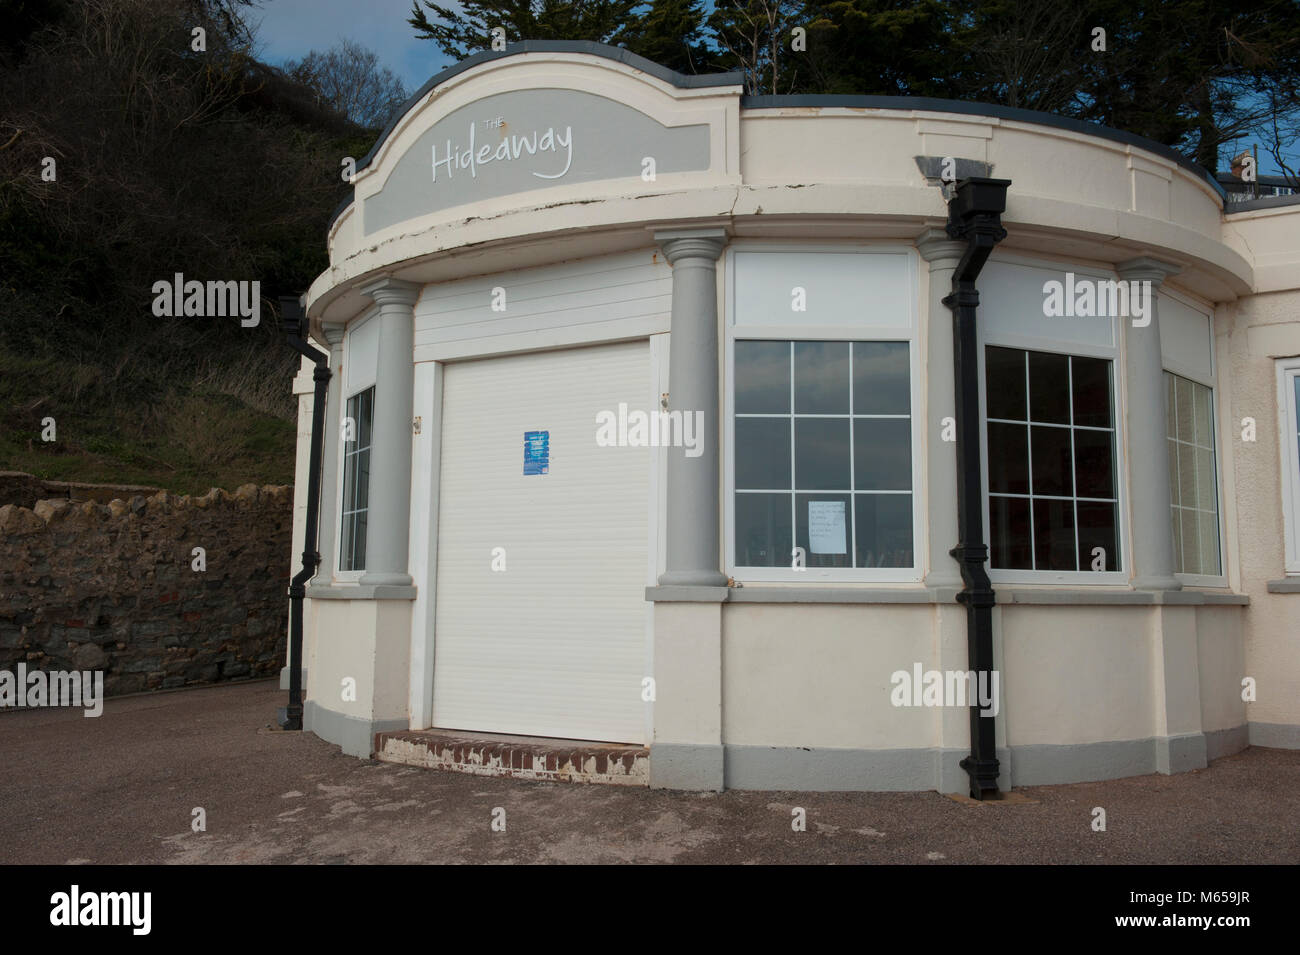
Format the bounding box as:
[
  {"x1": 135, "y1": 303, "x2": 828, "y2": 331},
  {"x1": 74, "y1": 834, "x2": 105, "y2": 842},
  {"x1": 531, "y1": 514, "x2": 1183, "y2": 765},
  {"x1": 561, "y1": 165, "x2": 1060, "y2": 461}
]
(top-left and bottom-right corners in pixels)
[
  {"x1": 736, "y1": 417, "x2": 791, "y2": 489},
  {"x1": 990, "y1": 496, "x2": 1032, "y2": 568},
  {"x1": 1033, "y1": 498, "x2": 1077, "y2": 570},
  {"x1": 794, "y1": 341, "x2": 849, "y2": 414},
  {"x1": 733, "y1": 338, "x2": 914, "y2": 571},
  {"x1": 1071, "y1": 357, "x2": 1113, "y2": 428},
  {"x1": 987, "y1": 423, "x2": 1029, "y2": 494},
  {"x1": 795, "y1": 418, "x2": 850, "y2": 490},
  {"x1": 1165, "y1": 371, "x2": 1220, "y2": 576},
  {"x1": 339, "y1": 387, "x2": 375, "y2": 572},
  {"x1": 1074, "y1": 428, "x2": 1114, "y2": 499},
  {"x1": 736, "y1": 341, "x2": 790, "y2": 414},
  {"x1": 1030, "y1": 425, "x2": 1072, "y2": 497},
  {"x1": 986, "y1": 347, "x2": 1119, "y2": 572},
  {"x1": 986, "y1": 346, "x2": 1026, "y2": 420},
  {"x1": 853, "y1": 341, "x2": 910, "y2": 414},
  {"x1": 735, "y1": 493, "x2": 793, "y2": 567},
  {"x1": 1029, "y1": 351, "x2": 1070, "y2": 424},
  {"x1": 854, "y1": 418, "x2": 911, "y2": 490},
  {"x1": 1077, "y1": 501, "x2": 1118, "y2": 570},
  {"x1": 796, "y1": 493, "x2": 852, "y2": 567},
  {"x1": 855, "y1": 494, "x2": 913, "y2": 567}
]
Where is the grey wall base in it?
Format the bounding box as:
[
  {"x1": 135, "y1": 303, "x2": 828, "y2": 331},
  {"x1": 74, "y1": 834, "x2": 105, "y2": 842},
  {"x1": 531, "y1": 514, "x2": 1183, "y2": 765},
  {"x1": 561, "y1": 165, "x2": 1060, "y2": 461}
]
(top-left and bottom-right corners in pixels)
[
  {"x1": 1248, "y1": 720, "x2": 1300, "y2": 749},
  {"x1": 1205, "y1": 724, "x2": 1249, "y2": 760},
  {"x1": 279, "y1": 666, "x2": 307, "y2": 691},
  {"x1": 649, "y1": 743, "x2": 724, "y2": 791},
  {"x1": 303, "y1": 700, "x2": 408, "y2": 758},
  {"x1": 653, "y1": 729, "x2": 1251, "y2": 792}
]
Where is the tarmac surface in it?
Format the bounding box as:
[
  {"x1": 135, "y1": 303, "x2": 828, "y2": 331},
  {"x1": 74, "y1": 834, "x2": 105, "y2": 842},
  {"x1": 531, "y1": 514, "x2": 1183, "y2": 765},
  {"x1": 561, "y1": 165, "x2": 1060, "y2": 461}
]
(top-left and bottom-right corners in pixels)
[{"x1": 2, "y1": 680, "x2": 1297, "y2": 864}]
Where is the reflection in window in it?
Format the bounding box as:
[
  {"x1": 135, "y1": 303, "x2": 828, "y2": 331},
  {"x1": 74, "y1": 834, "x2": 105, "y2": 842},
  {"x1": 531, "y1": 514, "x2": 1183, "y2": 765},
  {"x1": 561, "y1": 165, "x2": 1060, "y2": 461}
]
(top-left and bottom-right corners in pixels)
[
  {"x1": 985, "y1": 346, "x2": 1119, "y2": 571},
  {"x1": 339, "y1": 387, "x2": 374, "y2": 572},
  {"x1": 734, "y1": 340, "x2": 913, "y2": 569},
  {"x1": 1165, "y1": 372, "x2": 1221, "y2": 575}
]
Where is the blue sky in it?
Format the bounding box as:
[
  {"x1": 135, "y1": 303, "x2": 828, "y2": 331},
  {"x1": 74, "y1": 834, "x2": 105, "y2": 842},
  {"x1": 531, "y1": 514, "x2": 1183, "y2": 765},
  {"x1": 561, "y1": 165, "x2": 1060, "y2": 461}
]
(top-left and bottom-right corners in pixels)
[{"x1": 249, "y1": 0, "x2": 453, "y2": 93}]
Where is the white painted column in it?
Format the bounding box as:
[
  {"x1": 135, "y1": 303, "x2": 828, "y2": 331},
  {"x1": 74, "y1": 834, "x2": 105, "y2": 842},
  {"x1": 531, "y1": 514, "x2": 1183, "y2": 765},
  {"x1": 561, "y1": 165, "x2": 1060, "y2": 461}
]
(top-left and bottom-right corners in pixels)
[
  {"x1": 310, "y1": 322, "x2": 346, "y2": 587},
  {"x1": 654, "y1": 227, "x2": 728, "y2": 588},
  {"x1": 1118, "y1": 256, "x2": 1182, "y2": 591},
  {"x1": 358, "y1": 278, "x2": 421, "y2": 588},
  {"x1": 917, "y1": 229, "x2": 967, "y2": 590},
  {"x1": 407, "y1": 360, "x2": 444, "y2": 729}
]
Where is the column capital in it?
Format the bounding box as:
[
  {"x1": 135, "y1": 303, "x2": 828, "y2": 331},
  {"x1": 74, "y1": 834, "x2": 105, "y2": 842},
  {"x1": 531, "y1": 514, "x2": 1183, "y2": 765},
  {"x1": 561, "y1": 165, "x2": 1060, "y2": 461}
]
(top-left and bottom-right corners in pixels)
[
  {"x1": 358, "y1": 276, "x2": 421, "y2": 308},
  {"x1": 321, "y1": 320, "x2": 346, "y2": 346},
  {"x1": 915, "y1": 228, "x2": 967, "y2": 265},
  {"x1": 1116, "y1": 256, "x2": 1181, "y2": 286},
  {"x1": 653, "y1": 227, "x2": 728, "y2": 265}
]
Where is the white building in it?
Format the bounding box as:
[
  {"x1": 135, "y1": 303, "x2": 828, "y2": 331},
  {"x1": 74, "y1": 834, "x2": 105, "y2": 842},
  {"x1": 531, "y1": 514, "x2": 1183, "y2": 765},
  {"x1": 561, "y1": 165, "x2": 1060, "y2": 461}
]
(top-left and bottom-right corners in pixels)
[{"x1": 288, "y1": 41, "x2": 1300, "y2": 794}]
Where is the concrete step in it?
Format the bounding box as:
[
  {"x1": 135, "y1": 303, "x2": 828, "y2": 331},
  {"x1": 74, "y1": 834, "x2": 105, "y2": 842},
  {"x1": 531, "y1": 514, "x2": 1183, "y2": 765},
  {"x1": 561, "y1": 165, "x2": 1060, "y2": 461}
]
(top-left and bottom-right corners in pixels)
[{"x1": 374, "y1": 729, "x2": 649, "y2": 786}]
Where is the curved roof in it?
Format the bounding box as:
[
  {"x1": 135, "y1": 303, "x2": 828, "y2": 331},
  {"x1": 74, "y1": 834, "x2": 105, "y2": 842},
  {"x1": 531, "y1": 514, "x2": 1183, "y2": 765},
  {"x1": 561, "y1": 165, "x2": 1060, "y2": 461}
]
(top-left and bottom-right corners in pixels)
[{"x1": 326, "y1": 41, "x2": 1225, "y2": 234}]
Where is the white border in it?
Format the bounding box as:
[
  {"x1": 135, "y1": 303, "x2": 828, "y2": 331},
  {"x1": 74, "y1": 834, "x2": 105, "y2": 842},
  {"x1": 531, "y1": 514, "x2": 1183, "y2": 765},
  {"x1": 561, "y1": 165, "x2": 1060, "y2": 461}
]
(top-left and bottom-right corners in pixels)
[
  {"x1": 977, "y1": 254, "x2": 1129, "y2": 586},
  {"x1": 723, "y1": 241, "x2": 922, "y2": 583},
  {"x1": 333, "y1": 310, "x2": 378, "y2": 581},
  {"x1": 1278, "y1": 358, "x2": 1300, "y2": 575}
]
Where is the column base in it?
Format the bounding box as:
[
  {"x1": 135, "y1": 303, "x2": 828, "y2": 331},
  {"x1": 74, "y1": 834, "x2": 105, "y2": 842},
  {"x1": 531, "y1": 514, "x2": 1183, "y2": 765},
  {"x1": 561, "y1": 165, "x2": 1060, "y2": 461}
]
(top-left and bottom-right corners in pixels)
[{"x1": 657, "y1": 569, "x2": 729, "y2": 588}]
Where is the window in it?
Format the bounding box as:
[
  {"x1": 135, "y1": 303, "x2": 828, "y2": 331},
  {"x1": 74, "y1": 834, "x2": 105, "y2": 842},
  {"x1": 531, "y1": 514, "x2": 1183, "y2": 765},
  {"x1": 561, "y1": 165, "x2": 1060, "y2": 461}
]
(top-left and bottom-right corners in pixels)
[
  {"x1": 1280, "y1": 359, "x2": 1300, "y2": 574},
  {"x1": 1165, "y1": 372, "x2": 1221, "y2": 577},
  {"x1": 984, "y1": 345, "x2": 1120, "y2": 572},
  {"x1": 733, "y1": 340, "x2": 914, "y2": 571},
  {"x1": 339, "y1": 387, "x2": 374, "y2": 572}
]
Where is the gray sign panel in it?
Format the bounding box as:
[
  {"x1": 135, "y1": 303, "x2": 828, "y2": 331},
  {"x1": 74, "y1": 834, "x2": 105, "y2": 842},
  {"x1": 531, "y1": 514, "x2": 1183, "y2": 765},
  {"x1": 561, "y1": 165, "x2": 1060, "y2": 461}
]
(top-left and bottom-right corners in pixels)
[{"x1": 363, "y1": 87, "x2": 711, "y2": 235}]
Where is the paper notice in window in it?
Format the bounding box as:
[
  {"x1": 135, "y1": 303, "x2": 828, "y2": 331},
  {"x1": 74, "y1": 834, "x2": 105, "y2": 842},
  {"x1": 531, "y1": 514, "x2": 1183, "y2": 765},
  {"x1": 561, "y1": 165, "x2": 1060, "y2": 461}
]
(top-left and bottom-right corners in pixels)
[{"x1": 808, "y1": 500, "x2": 846, "y2": 555}]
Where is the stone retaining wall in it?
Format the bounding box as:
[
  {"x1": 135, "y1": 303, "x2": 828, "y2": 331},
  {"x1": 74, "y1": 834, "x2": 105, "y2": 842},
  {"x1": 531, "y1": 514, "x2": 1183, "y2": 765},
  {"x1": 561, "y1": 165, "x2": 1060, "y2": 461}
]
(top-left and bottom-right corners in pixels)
[{"x1": 0, "y1": 485, "x2": 291, "y2": 696}]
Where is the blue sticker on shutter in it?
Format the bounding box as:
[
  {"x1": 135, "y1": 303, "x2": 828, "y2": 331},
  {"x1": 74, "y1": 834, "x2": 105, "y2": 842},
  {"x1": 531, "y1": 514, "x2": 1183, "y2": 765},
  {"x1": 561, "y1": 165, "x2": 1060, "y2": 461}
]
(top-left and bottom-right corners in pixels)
[{"x1": 523, "y1": 430, "x2": 549, "y2": 475}]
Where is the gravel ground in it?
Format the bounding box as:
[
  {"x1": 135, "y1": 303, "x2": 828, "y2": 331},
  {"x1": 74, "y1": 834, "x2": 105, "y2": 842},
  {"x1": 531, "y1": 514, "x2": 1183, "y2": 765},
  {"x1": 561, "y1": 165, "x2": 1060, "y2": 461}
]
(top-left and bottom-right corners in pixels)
[{"x1": 2, "y1": 680, "x2": 1297, "y2": 865}]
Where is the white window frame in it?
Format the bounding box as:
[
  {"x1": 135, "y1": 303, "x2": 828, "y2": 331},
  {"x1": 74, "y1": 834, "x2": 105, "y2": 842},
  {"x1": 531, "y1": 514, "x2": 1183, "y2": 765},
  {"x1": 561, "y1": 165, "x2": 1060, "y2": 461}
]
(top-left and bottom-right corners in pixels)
[
  {"x1": 1164, "y1": 371, "x2": 1226, "y2": 586},
  {"x1": 978, "y1": 256, "x2": 1129, "y2": 586},
  {"x1": 723, "y1": 242, "x2": 922, "y2": 583},
  {"x1": 1160, "y1": 287, "x2": 1225, "y2": 587},
  {"x1": 1278, "y1": 357, "x2": 1300, "y2": 575},
  {"x1": 333, "y1": 310, "x2": 378, "y2": 582}
]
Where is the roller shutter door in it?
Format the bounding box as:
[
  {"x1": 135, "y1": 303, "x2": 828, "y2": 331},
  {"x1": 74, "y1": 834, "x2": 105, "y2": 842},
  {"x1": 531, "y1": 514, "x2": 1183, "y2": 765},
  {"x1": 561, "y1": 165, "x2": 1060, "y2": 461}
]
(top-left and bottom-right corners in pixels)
[{"x1": 433, "y1": 340, "x2": 650, "y2": 742}]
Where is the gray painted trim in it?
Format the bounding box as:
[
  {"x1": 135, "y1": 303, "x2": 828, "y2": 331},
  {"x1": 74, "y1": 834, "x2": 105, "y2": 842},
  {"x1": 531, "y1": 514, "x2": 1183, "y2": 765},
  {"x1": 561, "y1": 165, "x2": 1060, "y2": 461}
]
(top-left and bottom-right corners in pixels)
[
  {"x1": 1248, "y1": 720, "x2": 1300, "y2": 749},
  {"x1": 1266, "y1": 578, "x2": 1300, "y2": 593},
  {"x1": 1228, "y1": 194, "x2": 1300, "y2": 213},
  {"x1": 1204, "y1": 724, "x2": 1249, "y2": 761},
  {"x1": 725, "y1": 744, "x2": 1012, "y2": 792},
  {"x1": 645, "y1": 585, "x2": 730, "y2": 603},
  {"x1": 1156, "y1": 732, "x2": 1208, "y2": 774},
  {"x1": 1010, "y1": 737, "x2": 1157, "y2": 785},
  {"x1": 304, "y1": 701, "x2": 408, "y2": 758},
  {"x1": 278, "y1": 666, "x2": 307, "y2": 691},
  {"x1": 999, "y1": 588, "x2": 1248, "y2": 606},
  {"x1": 328, "y1": 41, "x2": 743, "y2": 232},
  {"x1": 647, "y1": 585, "x2": 1245, "y2": 606},
  {"x1": 305, "y1": 584, "x2": 417, "y2": 600},
  {"x1": 728, "y1": 586, "x2": 960, "y2": 604},
  {"x1": 649, "y1": 743, "x2": 724, "y2": 791},
  {"x1": 741, "y1": 94, "x2": 1226, "y2": 201}
]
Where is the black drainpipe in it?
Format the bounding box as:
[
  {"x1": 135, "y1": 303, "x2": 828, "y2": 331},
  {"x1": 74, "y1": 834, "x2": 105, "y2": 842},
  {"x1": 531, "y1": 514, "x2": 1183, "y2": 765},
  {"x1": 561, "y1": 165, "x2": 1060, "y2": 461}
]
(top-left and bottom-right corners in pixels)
[
  {"x1": 942, "y1": 177, "x2": 1011, "y2": 800},
  {"x1": 278, "y1": 295, "x2": 330, "y2": 732}
]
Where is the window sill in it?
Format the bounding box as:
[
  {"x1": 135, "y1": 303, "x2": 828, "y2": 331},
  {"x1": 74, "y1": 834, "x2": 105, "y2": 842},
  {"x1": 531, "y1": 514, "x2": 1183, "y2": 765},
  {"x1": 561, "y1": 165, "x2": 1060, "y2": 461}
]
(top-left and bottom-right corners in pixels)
[
  {"x1": 1266, "y1": 578, "x2": 1300, "y2": 593},
  {"x1": 645, "y1": 584, "x2": 1249, "y2": 605},
  {"x1": 306, "y1": 584, "x2": 417, "y2": 601}
]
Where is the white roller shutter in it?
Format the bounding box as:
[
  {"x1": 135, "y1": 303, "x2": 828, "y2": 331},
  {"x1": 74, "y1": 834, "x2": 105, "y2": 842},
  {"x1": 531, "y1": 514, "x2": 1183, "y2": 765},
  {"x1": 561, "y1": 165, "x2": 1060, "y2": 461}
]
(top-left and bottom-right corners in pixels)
[{"x1": 433, "y1": 340, "x2": 650, "y2": 743}]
